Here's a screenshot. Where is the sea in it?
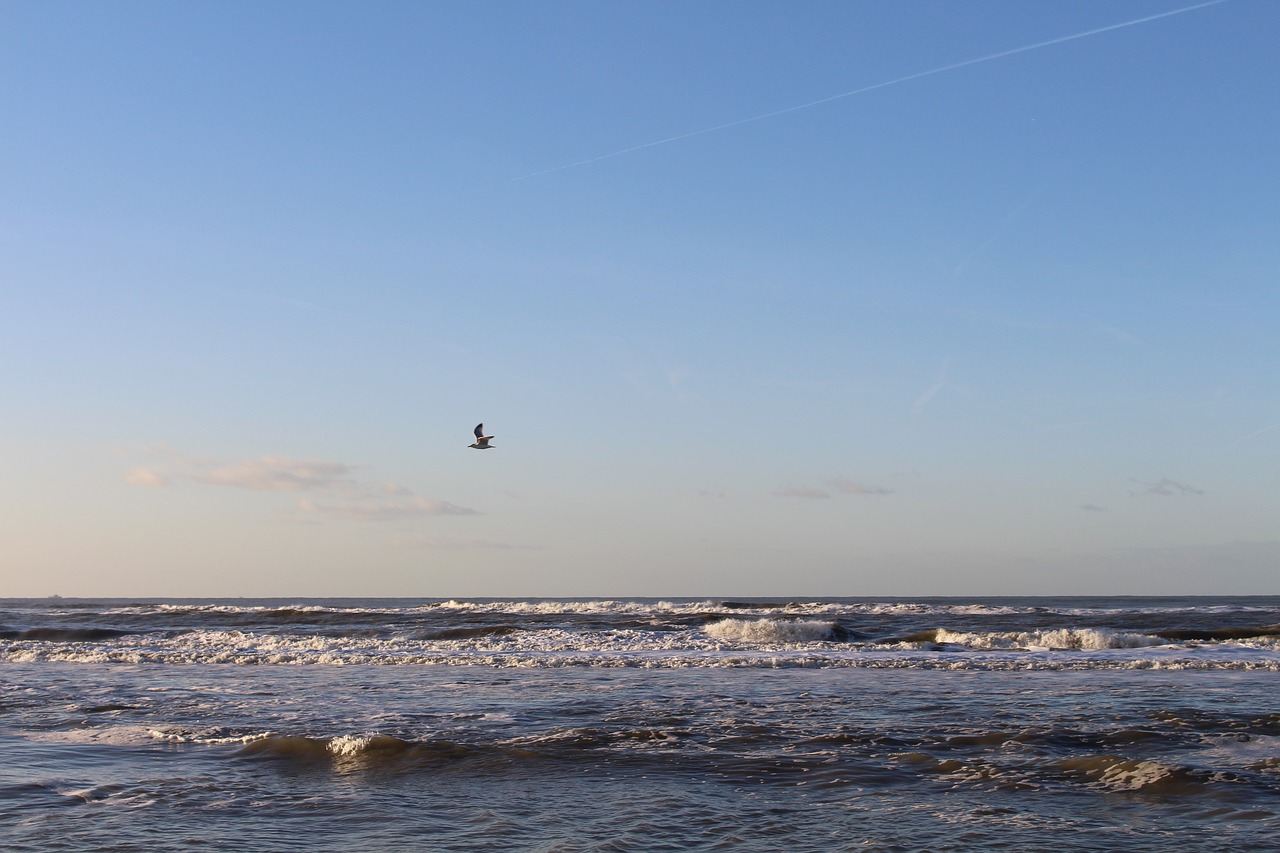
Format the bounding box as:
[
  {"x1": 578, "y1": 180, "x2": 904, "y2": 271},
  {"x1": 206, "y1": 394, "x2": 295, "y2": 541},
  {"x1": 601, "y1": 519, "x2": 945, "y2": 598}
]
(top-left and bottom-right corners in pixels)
[{"x1": 3, "y1": 596, "x2": 1279, "y2": 852}]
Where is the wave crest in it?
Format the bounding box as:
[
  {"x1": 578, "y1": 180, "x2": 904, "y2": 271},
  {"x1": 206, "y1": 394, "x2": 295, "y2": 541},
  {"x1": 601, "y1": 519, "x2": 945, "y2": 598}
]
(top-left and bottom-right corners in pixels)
[
  {"x1": 934, "y1": 628, "x2": 1165, "y2": 650},
  {"x1": 704, "y1": 618, "x2": 841, "y2": 644}
]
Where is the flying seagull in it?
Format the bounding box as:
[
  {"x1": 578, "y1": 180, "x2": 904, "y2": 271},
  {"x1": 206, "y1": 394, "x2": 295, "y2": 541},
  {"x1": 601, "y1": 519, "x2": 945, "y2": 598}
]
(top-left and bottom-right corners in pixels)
[{"x1": 469, "y1": 423, "x2": 494, "y2": 450}]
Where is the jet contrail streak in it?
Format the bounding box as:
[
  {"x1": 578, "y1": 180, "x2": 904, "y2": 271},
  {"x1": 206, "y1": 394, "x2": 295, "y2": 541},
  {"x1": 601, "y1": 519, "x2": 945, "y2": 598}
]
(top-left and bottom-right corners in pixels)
[
  {"x1": 514, "y1": 0, "x2": 1228, "y2": 181},
  {"x1": 1240, "y1": 421, "x2": 1280, "y2": 441}
]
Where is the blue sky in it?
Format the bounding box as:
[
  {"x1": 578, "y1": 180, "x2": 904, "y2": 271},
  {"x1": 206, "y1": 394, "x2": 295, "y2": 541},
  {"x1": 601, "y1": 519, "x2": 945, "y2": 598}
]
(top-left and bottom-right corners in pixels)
[{"x1": 2, "y1": 0, "x2": 1276, "y2": 596}]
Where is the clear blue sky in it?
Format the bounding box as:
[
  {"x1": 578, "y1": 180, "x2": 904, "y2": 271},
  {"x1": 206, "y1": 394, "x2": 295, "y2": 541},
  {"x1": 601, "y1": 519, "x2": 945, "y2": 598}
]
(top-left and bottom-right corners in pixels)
[{"x1": 2, "y1": 0, "x2": 1276, "y2": 596}]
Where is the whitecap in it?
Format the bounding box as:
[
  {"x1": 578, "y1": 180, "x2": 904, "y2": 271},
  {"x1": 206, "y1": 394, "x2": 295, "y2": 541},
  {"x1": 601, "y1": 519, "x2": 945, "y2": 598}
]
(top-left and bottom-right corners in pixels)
[{"x1": 704, "y1": 618, "x2": 840, "y2": 644}]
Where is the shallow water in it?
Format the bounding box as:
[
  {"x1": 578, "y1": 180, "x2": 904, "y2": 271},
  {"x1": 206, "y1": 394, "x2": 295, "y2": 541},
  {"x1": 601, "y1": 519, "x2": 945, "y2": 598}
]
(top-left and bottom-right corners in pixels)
[{"x1": 3, "y1": 598, "x2": 1280, "y2": 851}]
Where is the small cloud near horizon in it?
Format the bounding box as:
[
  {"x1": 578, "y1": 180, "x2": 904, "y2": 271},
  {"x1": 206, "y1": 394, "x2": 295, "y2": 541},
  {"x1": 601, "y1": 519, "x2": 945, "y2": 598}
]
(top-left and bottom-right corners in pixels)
[
  {"x1": 774, "y1": 485, "x2": 831, "y2": 499},
  {"x1": 826, "y1": 478, "x2": 894, "y2": 496},
  {"x1": 194, "y1": 456, "x2": 355, "y2": 492},
  {"x1": 298, "y1": 496, "x2": 478, "y2": 522},
  {"x1": 1130, "y1": 478, "x2": 1205, "y2": 497}
]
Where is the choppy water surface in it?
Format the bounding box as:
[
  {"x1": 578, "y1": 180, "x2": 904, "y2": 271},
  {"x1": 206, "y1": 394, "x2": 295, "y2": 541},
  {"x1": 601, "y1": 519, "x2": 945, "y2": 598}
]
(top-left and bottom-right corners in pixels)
[{"x1": 3, "y1": 597, "x2": 1279, "y2": 851}]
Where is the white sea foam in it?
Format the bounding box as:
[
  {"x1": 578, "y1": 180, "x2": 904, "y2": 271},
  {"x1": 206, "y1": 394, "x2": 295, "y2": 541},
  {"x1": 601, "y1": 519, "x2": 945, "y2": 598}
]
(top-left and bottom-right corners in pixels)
[
  {"x1": 328, "y1": 734, "x2": 379, "y2": 757},
  {"x1": 5, "y1": 644, "x2": 1280, "y2": 670},
  {"x1": 1060, "y1": 755, "x2": 1184, "y2": 791},
  {"x1": 704, "y1": 618, "x2": 840, "y2": 644},
  {"x1": 934, "y1": 628, "x2": 1166, "y2": 650},
  {"x1": 25, "y1": 726, "x2": 161, "y2": 747},
  {"x1": 5, "y1": 622, "x2": 1279, "y2": 671},
  {"x1": 149, "y1": 727, "x2": 275, "y2": 745}
]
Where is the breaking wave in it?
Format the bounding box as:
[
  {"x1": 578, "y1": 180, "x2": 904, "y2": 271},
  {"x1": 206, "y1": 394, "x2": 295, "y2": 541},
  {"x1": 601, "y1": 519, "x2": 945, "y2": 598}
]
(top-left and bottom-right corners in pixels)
[
  {"x1": 932, "y1": 628, "x2": 1166, "y2": 650},
  {"x1": 704, "y1": 618, "x2": 843, "y2": 644},
  {"x1": 5, "y1": 596, "x2": 1280, "y2": 671}
]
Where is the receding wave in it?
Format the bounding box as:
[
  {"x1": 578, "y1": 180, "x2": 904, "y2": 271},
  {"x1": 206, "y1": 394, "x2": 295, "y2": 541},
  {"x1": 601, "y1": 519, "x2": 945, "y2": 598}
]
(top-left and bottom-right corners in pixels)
[
  {"x1": 1054, "y1": 754, "x2": 1209, "y2": 794},
  {"x1": 414, "y1": 625, "x2": 520, "y2": 641},
  {"x1": 237, "y1": 733, "x2": 511, "y2": 769},
  {"x1": 4, "y1": 620, "x2": 1280, "y2": 670},
  {"x1": 0, "y1": 628, "x2": 134, "y2": 642},
  {"x1": 1157, "y1": 625, "x2": 1280, "y2": 642}
]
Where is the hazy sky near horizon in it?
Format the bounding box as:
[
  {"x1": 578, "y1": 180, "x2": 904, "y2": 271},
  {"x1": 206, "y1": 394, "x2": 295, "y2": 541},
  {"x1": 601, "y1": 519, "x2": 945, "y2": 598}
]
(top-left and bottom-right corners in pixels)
[{"x1": 2, "y1": 0, "x2": 1277, "y2": 597}]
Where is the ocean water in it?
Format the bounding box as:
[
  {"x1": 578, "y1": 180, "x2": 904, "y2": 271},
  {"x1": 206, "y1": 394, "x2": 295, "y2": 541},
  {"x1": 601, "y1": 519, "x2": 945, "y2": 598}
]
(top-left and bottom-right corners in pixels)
[{"x1": 2, "y1": 597, "x2": 1279, "y2": 851}]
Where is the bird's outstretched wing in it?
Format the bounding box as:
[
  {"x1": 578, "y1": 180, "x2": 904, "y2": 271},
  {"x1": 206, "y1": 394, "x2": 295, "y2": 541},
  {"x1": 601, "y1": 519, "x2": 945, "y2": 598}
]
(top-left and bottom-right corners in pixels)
[{"x1": 469, "y1": 423, "x2": 494, "y2": 448}]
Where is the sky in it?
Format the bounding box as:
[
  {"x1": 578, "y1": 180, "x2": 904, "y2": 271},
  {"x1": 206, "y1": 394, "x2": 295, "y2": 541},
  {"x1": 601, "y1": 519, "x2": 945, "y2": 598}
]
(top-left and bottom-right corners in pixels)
[{"x1": 2, "y1": 0, "x2": 1277, "y2": 597}]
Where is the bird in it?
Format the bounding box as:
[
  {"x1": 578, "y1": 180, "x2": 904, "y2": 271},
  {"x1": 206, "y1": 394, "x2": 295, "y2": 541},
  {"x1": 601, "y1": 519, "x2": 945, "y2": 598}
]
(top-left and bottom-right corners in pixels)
[{"x1": 469, "y1": 423, "x2": 494, "y2": 449}]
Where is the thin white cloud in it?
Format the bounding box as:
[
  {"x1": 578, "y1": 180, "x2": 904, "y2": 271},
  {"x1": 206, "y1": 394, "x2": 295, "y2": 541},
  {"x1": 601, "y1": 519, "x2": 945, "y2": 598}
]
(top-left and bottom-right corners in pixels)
[
  {"x1": 1079, "y1": 504, "x2": 1108, "y2": 513},
  {"x1": 193, "y1": 456, "x2": 355, "y2": 492},
  {"x1": 122, "y1": 449, "x2": 354, "y2": 493}
]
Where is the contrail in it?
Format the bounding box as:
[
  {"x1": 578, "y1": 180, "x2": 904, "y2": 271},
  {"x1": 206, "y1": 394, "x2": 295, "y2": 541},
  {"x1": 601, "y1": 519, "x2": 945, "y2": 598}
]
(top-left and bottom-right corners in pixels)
[
  {"x1": 1241, "y1": 421, "x2": 1280, "y2": 441},
  {"x1": 514, "y1": 0, "x2": 1228, "y2": 181}
]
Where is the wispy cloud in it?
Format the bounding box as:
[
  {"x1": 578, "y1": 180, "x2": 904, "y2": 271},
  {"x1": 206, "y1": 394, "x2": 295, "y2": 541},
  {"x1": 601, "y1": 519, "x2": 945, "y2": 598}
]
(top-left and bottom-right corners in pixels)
[
  {"x1": 1130, "y1": 478, "x2": 1205, "y2": 497},
  {"x1": 911, "y1": 363, "x2": 971, "y2": 417},
  {"x1": 298, "y1": 496, "x2": 477, "y2": 521},
  {"x1": 192, "y1": 456, "x2": 356, "y2": 492},
  {"x1": 121, "y1": 447, "x2": 354, "y2": 493},
  {"x1": 120, "y1": 446, "x2": 476, "y2": 521},
  {"x1": 912, "y1": 380, "x2": 945, "y2": 417},
  {"x1": 1079, "y1": 504, "x2": 1108, "y2": 513}
]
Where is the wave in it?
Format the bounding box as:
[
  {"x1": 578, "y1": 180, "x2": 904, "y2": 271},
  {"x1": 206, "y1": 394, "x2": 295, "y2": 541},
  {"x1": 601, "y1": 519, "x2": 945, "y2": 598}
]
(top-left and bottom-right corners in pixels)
[
  {"x1": 236, "y1": 733, "x2": 506, "y2": 769},
  {"x1": 704, "y1": 618, "x2": 844, "y2": 644},
  {"x1": 11, "y1": 599, "x2": 1280, "y2": 634},
  {"x1": 931, "y1": 628, "x2": 1167, "y2": 651},
  {"x1": 412, "y1": 625, "x2": 521, "y2": 641},
  {"x1": 7, "y1": 645, "x2": 1280, "y2": 671},
  {"x1": 1054, "y1": 754, "x2": 1208, "y2": 793},
  {"x1": 0, "y1": 628, "x2": 134, "y2": 642},
  {"x1": 1157, "y1": 625, "x2": 1280, "y2": 642}
]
